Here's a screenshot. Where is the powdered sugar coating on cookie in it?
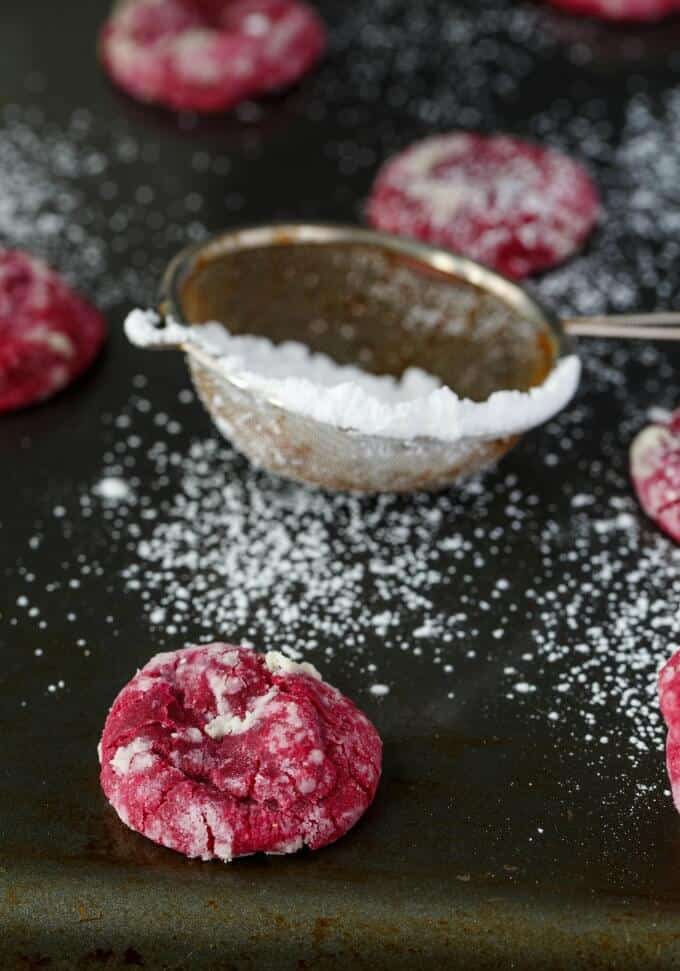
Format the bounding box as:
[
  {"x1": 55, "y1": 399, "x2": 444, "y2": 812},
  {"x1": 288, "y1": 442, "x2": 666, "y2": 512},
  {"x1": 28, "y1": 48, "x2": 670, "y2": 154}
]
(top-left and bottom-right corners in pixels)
[
  {"x1": 99, "y1": 0, "x2": 326, "y2": 113},
  {"x1": 658, "y1": 650, "x2": 680, "y2": 813},
  {"x1": 366, "y1": 133, "x2": 600, "y2": 280},
  {"x1": 0, "y1": 249, "x2": 106, "y2": 413},
  {"x1": 99, "y1": 642, "x2": 382, "y2": 860},
  {"x1": 630, "y1": 409, "x2": 680, "y2": 544}
]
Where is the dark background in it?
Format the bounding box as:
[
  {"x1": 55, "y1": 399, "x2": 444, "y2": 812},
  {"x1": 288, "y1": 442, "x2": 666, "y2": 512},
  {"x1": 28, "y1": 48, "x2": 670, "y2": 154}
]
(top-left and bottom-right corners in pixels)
[{"x1": 2, "y1": 0, "x2": 680, "y2": 967}]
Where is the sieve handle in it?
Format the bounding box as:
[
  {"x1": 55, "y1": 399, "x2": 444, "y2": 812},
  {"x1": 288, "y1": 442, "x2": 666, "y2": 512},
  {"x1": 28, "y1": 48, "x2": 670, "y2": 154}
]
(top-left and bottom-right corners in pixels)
[{"x1": 563, "y1": 313, "x2": 680, "y2": 341}]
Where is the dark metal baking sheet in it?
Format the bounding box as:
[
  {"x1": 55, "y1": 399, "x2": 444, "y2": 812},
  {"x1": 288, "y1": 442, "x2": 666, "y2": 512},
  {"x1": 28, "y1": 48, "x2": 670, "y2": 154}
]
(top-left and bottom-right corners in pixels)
[{"x1": 2, "y1": 0, "x2": 680, "y2": 967}]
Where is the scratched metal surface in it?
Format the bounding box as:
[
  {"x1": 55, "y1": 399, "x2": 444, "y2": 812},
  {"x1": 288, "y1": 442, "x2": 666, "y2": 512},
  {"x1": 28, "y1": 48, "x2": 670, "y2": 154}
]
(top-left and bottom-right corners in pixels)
[{"x1": 2, "y1": 0, "x2": 680, "y2": 967}]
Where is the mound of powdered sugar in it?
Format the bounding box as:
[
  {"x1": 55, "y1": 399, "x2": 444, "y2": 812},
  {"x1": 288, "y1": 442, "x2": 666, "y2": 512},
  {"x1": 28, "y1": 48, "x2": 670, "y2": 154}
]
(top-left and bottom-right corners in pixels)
[{"x1": 125, "y1": 309, "x2": 581, "y2": 442}]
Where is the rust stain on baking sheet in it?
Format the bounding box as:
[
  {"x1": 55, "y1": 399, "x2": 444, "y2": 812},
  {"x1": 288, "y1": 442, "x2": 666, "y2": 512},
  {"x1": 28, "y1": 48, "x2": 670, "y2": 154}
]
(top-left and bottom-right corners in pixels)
[
  {"x1": 312, "y1": 916, "x2": 335, "y2": 946},
  {"x1": 77, "y1": 900, "x2": 104, "y2": 923},
  {"x1": 5, "y1": 886, "x2": 19, "y2": 908}
]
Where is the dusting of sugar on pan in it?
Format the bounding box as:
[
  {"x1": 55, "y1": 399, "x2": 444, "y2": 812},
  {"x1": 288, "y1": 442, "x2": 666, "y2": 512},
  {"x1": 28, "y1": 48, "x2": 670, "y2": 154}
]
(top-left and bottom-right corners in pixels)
[
  {"x1": 0, "y1": 103, "x2": 214, "y2": 308},
  {"x1": 13, "y1": 373, "x2": 679, "y2": 801}
]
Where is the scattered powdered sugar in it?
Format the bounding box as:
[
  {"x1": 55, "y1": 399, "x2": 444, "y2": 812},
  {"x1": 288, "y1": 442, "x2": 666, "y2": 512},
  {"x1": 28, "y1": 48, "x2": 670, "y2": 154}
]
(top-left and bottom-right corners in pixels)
[
  {"x1": 529, "y1": 88, "x2": 680, "y2": 319},
  {"x1": 0, "y1": 107, "x2": 107, "y2": 297},
  {"x1": 125, "y1": 309, "x2": 581, "y2": 442},
  {"x1": 93, "y1": 476, "x2": 131, "y2": 502},
  {"x1": 52, "y1": 370, "x2": 674, "y2": 787},
  {"x1": 0, "y1": 103, "x2": 211, "y2": 309}
]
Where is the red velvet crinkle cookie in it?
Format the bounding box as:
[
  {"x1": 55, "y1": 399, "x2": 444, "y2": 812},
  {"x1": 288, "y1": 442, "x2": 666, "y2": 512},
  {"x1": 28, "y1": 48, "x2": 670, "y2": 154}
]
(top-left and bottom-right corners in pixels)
[
  {"x1": 659, "y1": 650, "x2": 680, "y2": 812},
  {"x1": 99, "y1": 643, "x2": 383, "y2": 861},
  {"x1": 630, "y1": 409, "x2": 680, "y2": 544},
  {"x1": 0, "y1": 249, "x2": 106, "y2": 414},
  {"x1": 545, "y1": 0, "x2": 680, "y2": 21},
  {"x1": 99, "y1": 0, "x2": 326, "y2": 113},
  {"x1": 366, "y1": 133, "x2": 600, "y2": 280}
]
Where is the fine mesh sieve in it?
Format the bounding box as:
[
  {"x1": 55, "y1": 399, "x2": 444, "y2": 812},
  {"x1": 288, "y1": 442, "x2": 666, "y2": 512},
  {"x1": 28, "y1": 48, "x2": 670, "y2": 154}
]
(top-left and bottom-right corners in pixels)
[{"x1": 134, "y1": 223, "x2": 680, "y2": 493}]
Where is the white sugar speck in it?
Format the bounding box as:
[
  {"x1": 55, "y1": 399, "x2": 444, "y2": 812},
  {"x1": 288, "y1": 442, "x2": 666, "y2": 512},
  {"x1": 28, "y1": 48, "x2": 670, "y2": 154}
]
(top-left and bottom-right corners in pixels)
[{"x1": 93, "y1": 476, "x2": 131, "y2": 501}]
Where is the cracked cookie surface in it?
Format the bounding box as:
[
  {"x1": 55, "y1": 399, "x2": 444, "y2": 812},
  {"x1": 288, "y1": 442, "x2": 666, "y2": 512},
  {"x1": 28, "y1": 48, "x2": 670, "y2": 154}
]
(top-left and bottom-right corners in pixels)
[
  {"x1": 367, "y1": 132, "x2": 599, "y2": 280},
  {"x1": 99, "y1": 0, "x2": 326, "y2": 113},
  {"x1": 630, "y1": 409, "x2": 680, "y2": 545},
  {"x1": 0, "y1": 249, "x2": 106, "y2": 413},
  {"x1": 99, "y1": 642, "x2": 382, "y2": 860}
]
